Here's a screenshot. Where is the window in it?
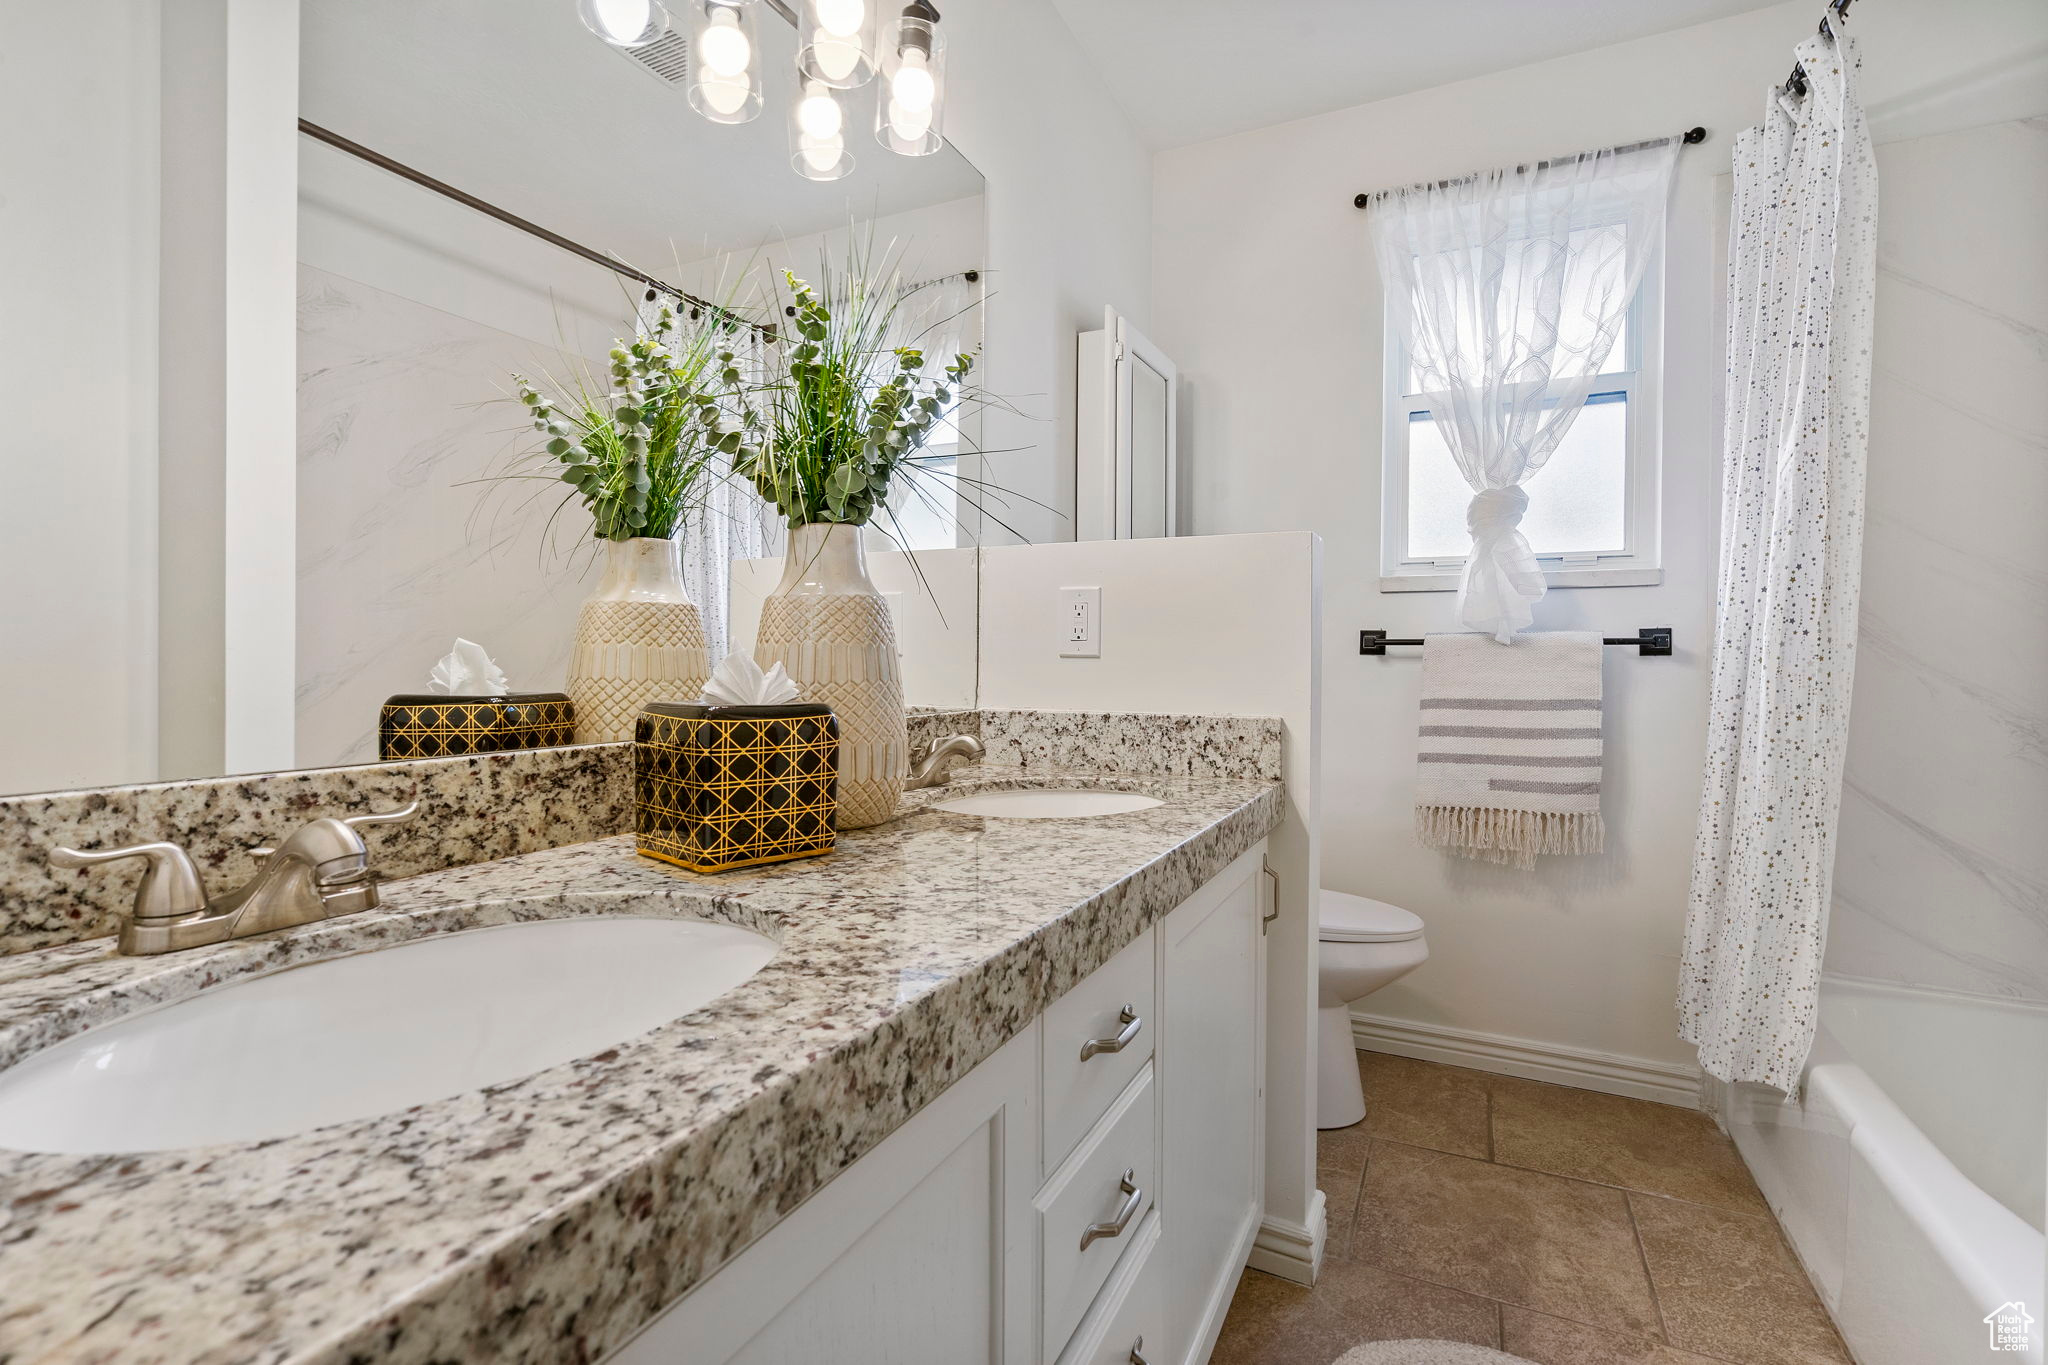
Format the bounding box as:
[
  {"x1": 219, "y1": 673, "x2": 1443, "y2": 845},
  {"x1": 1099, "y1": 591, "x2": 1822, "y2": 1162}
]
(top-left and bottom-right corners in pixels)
[{"x1": 1379, "y1": 223, "x2": 1663, "y2": 591}]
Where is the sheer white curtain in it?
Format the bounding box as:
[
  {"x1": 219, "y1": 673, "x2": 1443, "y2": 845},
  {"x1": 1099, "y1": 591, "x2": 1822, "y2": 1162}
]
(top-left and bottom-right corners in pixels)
[
  {"x1": 1682, "y1": 23, "x2": 1876, "y2": 1094},
  {"x1": 1370, "y1": 140, "x2": 1677, "y2": 641},
  {"x1": 638, "y1": 294, "x2": 783, "y2": 665}
]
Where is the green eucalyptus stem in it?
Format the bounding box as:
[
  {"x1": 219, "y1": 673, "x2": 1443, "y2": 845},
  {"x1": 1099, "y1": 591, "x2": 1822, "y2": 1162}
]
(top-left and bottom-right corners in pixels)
[
  {"x1": 510, "y1": 302, "x2": 761, "y2": 543},
  {"x1": 738, "y1": 263, "x2": 980, "y2": 531}
]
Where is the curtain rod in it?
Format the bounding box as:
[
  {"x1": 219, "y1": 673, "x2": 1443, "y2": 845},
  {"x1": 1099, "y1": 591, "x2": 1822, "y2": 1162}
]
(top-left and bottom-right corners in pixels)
[
  {"x1": 297, "y1": 118, "x2": 773, "y2": 337},
  {"x1": 1351, "y1": 126, "x2": 1706, "y2": 209},
  {"x1": 1784, "y1": 0, "x2": 1859, "y2": 98}
]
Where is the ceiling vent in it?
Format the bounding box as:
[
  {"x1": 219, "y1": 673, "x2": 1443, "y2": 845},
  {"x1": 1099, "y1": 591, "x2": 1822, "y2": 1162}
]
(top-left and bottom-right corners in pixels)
[{"x1": 620, "y1": 31, "x2": 690, "y2": 86}]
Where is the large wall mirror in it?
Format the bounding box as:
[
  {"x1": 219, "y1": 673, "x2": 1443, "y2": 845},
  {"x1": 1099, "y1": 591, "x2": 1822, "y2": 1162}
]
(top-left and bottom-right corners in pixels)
[{"x1": 2, "y1": 0, "x2": 987, "y2": 798}]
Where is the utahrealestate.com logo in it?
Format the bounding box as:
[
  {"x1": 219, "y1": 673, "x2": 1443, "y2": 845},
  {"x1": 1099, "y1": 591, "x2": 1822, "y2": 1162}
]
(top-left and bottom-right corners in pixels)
[{"x1": 1984, "y1": 1302, "x2": 2035, "y2": 1352}]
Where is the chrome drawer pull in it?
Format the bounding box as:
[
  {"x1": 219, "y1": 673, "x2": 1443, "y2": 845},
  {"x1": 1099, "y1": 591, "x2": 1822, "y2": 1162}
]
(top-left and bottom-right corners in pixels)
[
  {"x1": 1080, "y1": 1004, "x2": 1142, "y2": 1061},
  {"x1": 1129, "y1": 1337, "x2": 1148, "y2": 1365},
  {"x1": 1081, "y1": 1169, "x2": 1142, "y2": 1251}
]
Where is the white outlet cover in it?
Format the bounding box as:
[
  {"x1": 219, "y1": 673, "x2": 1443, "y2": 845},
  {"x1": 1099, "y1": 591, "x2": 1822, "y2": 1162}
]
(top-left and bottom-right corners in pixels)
[{"x1": 1059, "y1": 586, "x2": 1101, "y2": 659}]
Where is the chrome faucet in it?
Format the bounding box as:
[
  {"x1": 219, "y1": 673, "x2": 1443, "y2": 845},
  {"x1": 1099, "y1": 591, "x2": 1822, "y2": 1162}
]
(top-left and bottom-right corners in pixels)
[
  {"x1": 906, "y1": 734, "x2": 984, "y2": 790},
  {"x1": 51, "y1": 803, "x2": 419, "y2": 955}
]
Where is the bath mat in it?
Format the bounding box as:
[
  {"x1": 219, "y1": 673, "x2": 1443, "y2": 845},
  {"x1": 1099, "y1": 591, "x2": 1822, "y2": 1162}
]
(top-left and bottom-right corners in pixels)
[
  {"x1": 1415, "y1": 631, "x2": 1604, "y2": 869},
  {"x1": 1334, "y1": 1341, "x2": 1534, "y2": 1365}
]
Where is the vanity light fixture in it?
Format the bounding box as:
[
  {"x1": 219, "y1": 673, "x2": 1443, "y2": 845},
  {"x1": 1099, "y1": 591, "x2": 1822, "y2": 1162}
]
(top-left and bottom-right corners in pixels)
[
  {"x1": 578, "y1": 0, "x2": 671, "y2": 48},
  {"x1": 790, "y1": 77, "x2": 854, "y2": 179},
  {"x1": 796, "y1": 0, "x2": 876, "y2": 88},
  {"x1": 874, "y1": 0, "x2": 944, "y2": 156},
  {"x1": 688, "y1": 0, "x2": 763, "y2": 124},
  {"x1": 592, "y1": 0, "x2": 951, "y2": 174}
]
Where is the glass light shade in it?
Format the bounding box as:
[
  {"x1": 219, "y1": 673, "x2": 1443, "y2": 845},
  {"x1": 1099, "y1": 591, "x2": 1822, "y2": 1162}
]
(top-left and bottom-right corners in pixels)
[
  {"x1": 687, "y1": 0, "x2": 762, "y2": 124},
  {"x1": 874, "y1": 11, "x2": 945, "y2": 156},
  {"x1": 797, "y1": 0, "x2": 877, "y2": 88},
  {"x1": 578, "y1": 0, "x2": 670, "y2": 48},
  {"x1": 789, "y1": 80, "x2": 854, "y2": 180}
]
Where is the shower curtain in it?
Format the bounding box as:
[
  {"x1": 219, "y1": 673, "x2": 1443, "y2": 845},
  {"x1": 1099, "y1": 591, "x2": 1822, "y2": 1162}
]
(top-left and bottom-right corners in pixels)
[{"x1": 1681, "y1": 21, "x2": 1877, "y2": 1094}]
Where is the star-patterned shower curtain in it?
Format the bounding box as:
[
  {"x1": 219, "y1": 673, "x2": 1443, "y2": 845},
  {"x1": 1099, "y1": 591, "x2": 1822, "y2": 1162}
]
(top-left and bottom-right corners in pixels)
[{"x1": 1681, "y1": 20, "x2": 1878, "y2": 1094}]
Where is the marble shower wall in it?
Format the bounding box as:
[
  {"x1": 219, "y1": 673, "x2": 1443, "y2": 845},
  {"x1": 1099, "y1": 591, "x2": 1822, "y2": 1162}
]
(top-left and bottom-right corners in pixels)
[
  {"x1": 297, "y1": 264, "x2": 605, "y2": 770},
  {"x1": 1827, "y1": 117, "x2": 2048, "y2": 1004}
]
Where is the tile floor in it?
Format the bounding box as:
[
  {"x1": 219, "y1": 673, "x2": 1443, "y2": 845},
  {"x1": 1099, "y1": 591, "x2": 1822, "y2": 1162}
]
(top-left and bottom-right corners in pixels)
[{"x1": 1211, "y1": 1052, "x2": 1853, "y2": 1365}]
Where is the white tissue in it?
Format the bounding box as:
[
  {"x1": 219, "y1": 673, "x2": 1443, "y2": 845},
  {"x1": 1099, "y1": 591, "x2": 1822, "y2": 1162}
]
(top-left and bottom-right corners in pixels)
[
  {"x1": 429, "y1": 638, "x2": 510, "y2": 696},
  {"x1": 702, "y1": 652, "x2": 800, "y2": 706}
]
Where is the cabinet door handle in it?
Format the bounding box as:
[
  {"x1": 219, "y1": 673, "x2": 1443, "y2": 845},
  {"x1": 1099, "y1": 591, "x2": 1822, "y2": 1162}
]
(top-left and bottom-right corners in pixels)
[
  {"x1": 1129, "y1": 1336, "x2": 1148, "y2": 1365},
  {"x1": 1080, "y1": 1004, "x2": 1142, "y2": 1061},
  {"x1": 1081, "y1": 1169, "x2": 1142, "y2": 1251}
]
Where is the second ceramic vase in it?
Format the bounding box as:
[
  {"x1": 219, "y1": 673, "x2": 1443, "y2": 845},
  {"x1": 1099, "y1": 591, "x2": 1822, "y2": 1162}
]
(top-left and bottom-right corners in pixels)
[
  {"x1": 754, "y1": 522, "x2": 905, "y2": 829},
  {"x1": 566, "y1": 536, "x2": 711, "y2": 744}
]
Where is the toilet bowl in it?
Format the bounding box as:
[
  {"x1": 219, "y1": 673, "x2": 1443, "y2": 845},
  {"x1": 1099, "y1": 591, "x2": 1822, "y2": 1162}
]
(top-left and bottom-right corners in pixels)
[{"x1": 1317, "y1": 889, "x2": 1427, "y2": 1129}]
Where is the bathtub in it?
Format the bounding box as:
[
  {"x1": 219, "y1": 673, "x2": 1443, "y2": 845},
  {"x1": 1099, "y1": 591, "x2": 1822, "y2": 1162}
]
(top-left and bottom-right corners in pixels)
[{"x1": 1724, "y1": 976, "x2": 2046, "y2": 1364}]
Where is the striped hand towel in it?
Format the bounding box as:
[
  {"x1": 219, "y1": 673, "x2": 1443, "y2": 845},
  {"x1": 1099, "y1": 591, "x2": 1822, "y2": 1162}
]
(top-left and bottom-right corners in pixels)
[{"x1": 1416, "y1": 632, "x2": 1604, "y2": 870}]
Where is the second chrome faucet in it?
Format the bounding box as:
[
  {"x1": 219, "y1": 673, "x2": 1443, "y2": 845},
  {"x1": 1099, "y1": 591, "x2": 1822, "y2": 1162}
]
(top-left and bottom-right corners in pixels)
[{"x1": 51, "y1": 803, "x2": 419, "y2": 956}]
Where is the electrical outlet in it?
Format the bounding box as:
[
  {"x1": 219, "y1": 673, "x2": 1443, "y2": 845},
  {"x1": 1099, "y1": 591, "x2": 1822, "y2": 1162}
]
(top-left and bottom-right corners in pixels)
[{"x1": 1058, "y1": 587, "x2": 1101, "y2": 658}]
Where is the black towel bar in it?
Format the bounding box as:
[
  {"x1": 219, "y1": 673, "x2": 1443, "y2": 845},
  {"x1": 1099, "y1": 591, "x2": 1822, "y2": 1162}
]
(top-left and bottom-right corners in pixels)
[{"x1": 1359, "y1": 628, "x2": 1673, "y2": 657}]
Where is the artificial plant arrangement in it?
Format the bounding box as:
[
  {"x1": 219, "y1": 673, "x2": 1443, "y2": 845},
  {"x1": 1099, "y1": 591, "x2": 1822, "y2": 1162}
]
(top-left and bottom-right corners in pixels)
[
  {"x1": 511, "y1": 299, "x2": 759, "y2": 543},
  {"x1": 735, "y1": 268, "x2": 972, "y2": 537},
  {"x1": 739, "y1": 243, "x2": 1001, "y2": 829},
  {"x1": 502, "y1": 299, "x2": 763, "y2": 744}
]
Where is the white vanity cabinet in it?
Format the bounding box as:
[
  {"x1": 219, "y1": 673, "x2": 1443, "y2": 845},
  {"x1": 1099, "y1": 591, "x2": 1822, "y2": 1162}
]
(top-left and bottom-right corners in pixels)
[{"x1": 609, "y1": 842, "x2": 1268, "y2": 1365}]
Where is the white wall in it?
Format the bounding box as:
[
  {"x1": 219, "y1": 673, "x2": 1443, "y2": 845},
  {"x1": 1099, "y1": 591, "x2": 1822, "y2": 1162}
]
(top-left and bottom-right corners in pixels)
[
  {"x1": 0, "y1": 2, "x2": 161, "y2": 795},
  {"x1": 978, "y1": 532, "x2": 1323, "y2": 1278},
  {"x1": 1150, "y1": 0, "x2": 2048, "y2": 1083},
  {"x1": 943, "y1": 0, "x2": 1155, "y2": 546}
]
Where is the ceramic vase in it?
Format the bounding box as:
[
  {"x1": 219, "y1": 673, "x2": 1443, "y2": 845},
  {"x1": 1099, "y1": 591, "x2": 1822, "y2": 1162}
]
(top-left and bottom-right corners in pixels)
[
  {"x1": 754, "y1": 522, "x2": 905, "y2": 829},
  {"x1": 566, "y1": 536, "x2": 711, "y2": 744}
]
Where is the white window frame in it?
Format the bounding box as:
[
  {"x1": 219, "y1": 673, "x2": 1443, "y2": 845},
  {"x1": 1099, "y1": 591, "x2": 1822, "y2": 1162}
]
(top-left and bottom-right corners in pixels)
[{"x1": 1377, "y1": 228, "x2": 1664, "y2": 592}]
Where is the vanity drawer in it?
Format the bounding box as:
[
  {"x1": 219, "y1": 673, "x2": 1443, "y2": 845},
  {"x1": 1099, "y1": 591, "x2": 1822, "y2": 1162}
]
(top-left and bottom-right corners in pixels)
[
  {"x1": 1042, "y1": 927, "x2": 1155, "y2": 1170},
  {"x1": 1038, "y1": 1065, "x2": 1157, "y2": 1358},
  {"x1": 1055, "y1": 1208, "x2": 1164, "y2": 1365}
]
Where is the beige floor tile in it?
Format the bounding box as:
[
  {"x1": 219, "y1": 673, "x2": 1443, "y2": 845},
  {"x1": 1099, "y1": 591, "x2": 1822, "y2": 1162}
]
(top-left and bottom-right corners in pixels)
[
  {"x1": 1209, "y1": 1260, "x2": 1501, "y2": 1365},
  {"x1": 1352, "y1": 1140, "x2": 1661, "y2": 1338},
  {"x1": 1501, "y1": 1306, "x2": 1729, "y2": 1364},
  {"x1": 1356, "y1": 1051, "x2": 1493, "y2": 1159},
  {"x1": 1490, "y1": 1078, "x2": 1768, "y2": 1215},
  {"x1": 1630, "y1": 1193, "x2": 1853, "y2": 1365}
]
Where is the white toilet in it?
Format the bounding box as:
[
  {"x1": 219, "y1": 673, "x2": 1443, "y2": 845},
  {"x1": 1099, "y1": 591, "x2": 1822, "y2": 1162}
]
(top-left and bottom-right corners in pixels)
[{"x1": 1317, "y1": 889, "x2": 1428, "y2": 1129}]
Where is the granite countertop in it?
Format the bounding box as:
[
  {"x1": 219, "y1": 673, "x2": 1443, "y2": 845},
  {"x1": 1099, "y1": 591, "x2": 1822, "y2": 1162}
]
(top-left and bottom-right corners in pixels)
[{"x1": 0, "y1": 766, "x2": 1283, "y2": 1365}]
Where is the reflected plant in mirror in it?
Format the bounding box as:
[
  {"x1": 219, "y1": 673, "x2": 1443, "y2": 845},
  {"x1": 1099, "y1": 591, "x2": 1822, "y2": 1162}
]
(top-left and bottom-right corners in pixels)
[
  {"x1": 510, "y1": 301, "x2": 756, "y2": 543},
  {"x1": 502, "y1": 301, "x2": 761, "y2": 744}
]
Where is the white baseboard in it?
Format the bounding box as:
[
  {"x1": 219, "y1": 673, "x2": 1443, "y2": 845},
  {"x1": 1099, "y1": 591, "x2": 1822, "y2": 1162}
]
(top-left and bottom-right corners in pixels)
[
  {"x1": 1243, "y1": 1189, "x2": 1326, "y2": 1286},
  {"x1": 1350, "y1": 1010, "x2": 1702, "y2": 1109}
]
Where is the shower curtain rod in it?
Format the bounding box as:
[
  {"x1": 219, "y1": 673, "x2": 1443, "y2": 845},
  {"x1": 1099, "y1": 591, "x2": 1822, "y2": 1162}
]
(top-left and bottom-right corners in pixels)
[
  {"x1": 1351, "y1": 126, "x2": 1706, "y2": 209},
  {"x1": 297, "y1": 118, "x2": 773, "y2": 337}
]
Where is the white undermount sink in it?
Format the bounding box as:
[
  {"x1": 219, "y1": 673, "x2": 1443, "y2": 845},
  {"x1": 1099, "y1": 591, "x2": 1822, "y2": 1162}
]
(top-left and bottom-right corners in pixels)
[
  {"x1": 933, "y1": 789, "x2": 1164, "y2": 819},
  {"x1": 0, "y1": 915, "x2": 776, "y2": 1154}
]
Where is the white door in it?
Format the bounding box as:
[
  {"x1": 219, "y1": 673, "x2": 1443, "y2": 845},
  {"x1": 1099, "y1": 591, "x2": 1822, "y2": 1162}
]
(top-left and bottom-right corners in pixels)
[{"x1": 1076, "y1": 307, "x2": 1180, "y2": 541}]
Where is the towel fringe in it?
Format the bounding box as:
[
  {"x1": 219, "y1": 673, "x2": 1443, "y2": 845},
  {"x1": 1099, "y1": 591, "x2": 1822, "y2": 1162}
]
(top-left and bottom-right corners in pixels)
[{"x1": 1416, "y1": 805, "x2": 1605, "y2": 872}]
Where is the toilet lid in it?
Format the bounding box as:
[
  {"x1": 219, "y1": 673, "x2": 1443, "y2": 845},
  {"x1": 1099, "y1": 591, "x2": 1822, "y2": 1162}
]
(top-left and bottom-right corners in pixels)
[{"x1": 1319, "y1": 889, "x2": 1424, "y2": 944}]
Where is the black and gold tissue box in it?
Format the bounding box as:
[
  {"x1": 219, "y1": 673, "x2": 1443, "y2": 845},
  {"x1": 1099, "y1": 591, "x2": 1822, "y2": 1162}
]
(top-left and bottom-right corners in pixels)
[
  {"x1": 634, "y1": 701, "x2": 839, "y2": 873},
  {"x1": 377, "y1": 693, "x2": 576, "y2": 760}
]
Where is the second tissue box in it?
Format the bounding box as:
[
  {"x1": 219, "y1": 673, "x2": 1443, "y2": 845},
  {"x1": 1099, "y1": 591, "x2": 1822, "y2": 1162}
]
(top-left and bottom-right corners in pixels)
[{"x1": 635, "y1": 701, "x2": 839, "y2": 873}]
